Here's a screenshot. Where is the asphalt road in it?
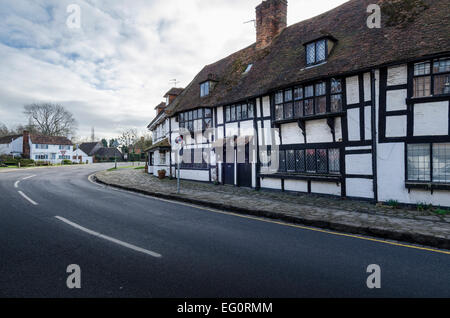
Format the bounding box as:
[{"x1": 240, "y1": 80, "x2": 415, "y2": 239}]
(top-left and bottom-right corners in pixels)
[{"x1": 0, "y1": 163, "x2": 449, "y2": 298}]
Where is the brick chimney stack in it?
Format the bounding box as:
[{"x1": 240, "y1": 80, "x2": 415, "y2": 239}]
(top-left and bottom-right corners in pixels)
[
  {"x1": 255, "y1": 0, "x2": 287, "y2": 50},
  {"x1": 22, "y1": 130, "x2": 30, "y2": 159}
]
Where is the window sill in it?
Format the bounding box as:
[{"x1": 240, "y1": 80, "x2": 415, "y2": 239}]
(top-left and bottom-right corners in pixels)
[
  {"x1": 274, "y1": 111, "x2": 345, "y2": 124},
  {"x1": 405, "y1": 182, "x2": 450, "y2": 191},
  {"x1": 259, "y1": 172, "x2": 342, "y2": 182},
  {"x1": 406, "y1": 94, "x2": 450, "y2": 104}
]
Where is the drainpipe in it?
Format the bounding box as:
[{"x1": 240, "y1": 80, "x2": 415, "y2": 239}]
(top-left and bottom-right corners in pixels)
[{"x1": 371, "y1": 69, "x2": 378, "y2": 203}]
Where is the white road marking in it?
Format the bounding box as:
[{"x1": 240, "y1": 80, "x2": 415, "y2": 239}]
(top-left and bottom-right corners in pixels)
[
  {"x1": 54, "y1": 216, "x2": 162, "y2": 258},
  {"x1": 14, "y1": 175, "x2": 36, "y2": 188},
  {"x1": 18, "y1": 191, "x2": 38, "y2": 205}
]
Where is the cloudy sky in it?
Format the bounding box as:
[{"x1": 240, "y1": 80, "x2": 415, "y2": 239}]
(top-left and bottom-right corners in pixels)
[{"x1": 0, "y1": 0, "x2": 347, "y2": 140}]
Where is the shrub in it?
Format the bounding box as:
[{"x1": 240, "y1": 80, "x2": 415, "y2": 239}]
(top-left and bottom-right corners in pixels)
[
  {"x1": 19, "y1": 159, "x2": 35, "y2": 167},
  {"x1": 62, "y1": 159, "x2": 72, "y2": 165},
  {"x1": 35, "y1": 161, "x2": 50, "y2": 166},
  {"x1": 386, "y1": 199, "x2": 400, "y2": 209}
]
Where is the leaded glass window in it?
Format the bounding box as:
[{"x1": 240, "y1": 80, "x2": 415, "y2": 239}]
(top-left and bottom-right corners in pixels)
[{"x1": 407, "y1": 144, "x2": 431, "y2": 181}]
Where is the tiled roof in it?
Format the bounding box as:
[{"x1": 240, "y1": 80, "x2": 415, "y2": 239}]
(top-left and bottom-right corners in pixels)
[
  {"x1": 166, "y1": 0, "x2": 450, "y2": 115},
  {"x1": 30, "y1": 135, "x2": 73, "y2": 146},
  {"x1": 145, "y1": 138, "x2": 171, "y2": 152},
  {"x1": 94, "y1": 147, "x2": 123, "y2": 158},
  {"x1": 164, "y1": 87, "x2": 184, "y2": 97},
  {"x1": 0, "y1": 135, "x2": 21, "y2": 144},
  {"x1": 79, "y1": 142, "x2": 101, "y2": 156}
]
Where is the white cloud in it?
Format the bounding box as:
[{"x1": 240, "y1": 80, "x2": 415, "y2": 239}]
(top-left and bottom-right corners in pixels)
[{"x1": 0, "y1": 0, "x2": 348, "y2": 140}]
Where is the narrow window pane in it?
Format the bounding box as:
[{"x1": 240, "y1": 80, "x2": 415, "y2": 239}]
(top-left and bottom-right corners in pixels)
[
  {"x1": 296, "y1": 150, "x2": 305, "y2": 172},
  {"x1": 433, "y1": 58, "x2": 450, "y2": 74},
  {"x1": 330, "y1": 94, "x2": 342, "y2": 112},
  {"x1": 414, "y1": 62, "x2": 431, "y2": 76},
  {"x1": 279, "y1": 150, "x2": 286, "y2": 172},
  {"x1": 205, "y1": 108, "x2": 212, "y2": 118},
  {"x1": 315, "y1": 96, "x2": 326, "y2": 114},
  {"x1": 275, "y1": 104, "x2": 284, "y2": 120},
  {"x1": 230, "y1": 106, "x2": 236, "y2": 121},
  {"x1": 305, "y1": 85, "x2": 314, "y2": 98},
  {"x1": 247, "y1": 102, "x2": 254, "y2": 118},
  {"x1": 204, "y1": 118, "x2": 212, "y2": 129},
  {"x1": 317, "y1": 149, "x2": 328, "y2": 173},
  {"x1": 315, "y1": 82, "x2": 326, "y2": 96},
  {"x1": 328, "y1": 148, "x2": 340, "y2": 174},
  {"x1": 284, "y1": 89, "x2": 293, "y2": 102},
  {"x1": 193, "y1": 109, "x2": 198, "y2": 120},
  {"x1": 316, "y1": 40, "x2": 326, "y2": 62},
  {"x1": 433, "y1": 143, "x2": 450, "y2": 183},
  {"x1": 331, "y1": 78, "x2": 342, "y2": 93},
  {"x1": 275, "y1": 91, "x2": 283, "y2": 104},
  {"x1": 286, "y1": 150, "x2": 296, "y2": 172},
  {"x1": 294, "y1": 101, "x2": 303, "y2": 118},
  {"x1": 188, "y1": 111, "x2": 193, "y2": 120},
  {"x1": 407, "y1": 144, "x2": 431, "y2": 181},
  {"x1": 179, "y1": 113, "x2": 184, "y2": 122},
  {"x1": 433, "y1": 74, "x2": 450, "y2": 95},
  {"x1": 294, "y1": 87, "x2": 303, "y2": 100},
  {"x1": 236, "y1": 104, "x2": 242, "y2": 120},
  {"x1": 225, "y1": 107, "x2": 230, "y2": 122},
  {"x1": 306, "y1": 149, "x2": 316, "y2": 173},
  {"x1": 413, "y1": 76, "x2": 431, "y2": 97},
  {"x1": 197, "y1": 109, "x2": 203, "y2": 119},
  {"x1": 284, "y1": 102, "x2": 293, "y2": 119},
  {"x1": 241, "y1": 104, "x2": 248, "y2": 119},
  {"x1": 306, "y1": 43, "x2": 315, "y2": 65},
  {"x1": 304, "y1": 99, "x2": 314, "y2": 116}
]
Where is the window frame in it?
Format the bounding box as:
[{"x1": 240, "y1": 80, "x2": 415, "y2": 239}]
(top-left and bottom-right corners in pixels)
[
  {"x1": 412, "y1": 57, "x2": 450, "y2": 98},
  {"x1": 224, "y1": 101, "x2": 255, "y2": 123},
  {"x1": 277, "y1": 147, "x2": 341, "y2": 176},
  {"x1": 179, "y1": 108, "x2": 212, "y2": 132},
  {"x1": 406, "y1": 143, "x2": 450, "y2": 184},
  {"x1": 273, "y1": 78, "x2": 343, "y2": 122},
  {"x1": 305, "y1": 39, "x2": 328, "y2": 66}
]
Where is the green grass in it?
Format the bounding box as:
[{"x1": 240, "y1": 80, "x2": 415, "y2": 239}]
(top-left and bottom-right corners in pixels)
[
  {"x1": 386, "y1": 199, "x2": 400, "y2": 209},
  {"x1": 433, "y1": 208, "x2": 450, "y2": 216}
]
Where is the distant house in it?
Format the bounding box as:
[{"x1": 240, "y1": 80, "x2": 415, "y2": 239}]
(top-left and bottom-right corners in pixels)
[
  {"x1": 29, "y1": 133, "x2": 73, "y2": 164},
  {"x1": 0, "y1": 131, "x2": 73, "y2": 164},
  {"x1": 73, "y1": 146, "x2": 93, "y2": 164},
  {"x1": 79, "y1": 141, "x2": 123, "y2": 162},
  {"x1": 0, "y1": 135, "x2": 23, "y2": 157}
]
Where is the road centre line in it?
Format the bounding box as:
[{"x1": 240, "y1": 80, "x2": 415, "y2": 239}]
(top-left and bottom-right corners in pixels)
[{"x1": 18, "y1": 191, "x2": 39, "y2": 206}]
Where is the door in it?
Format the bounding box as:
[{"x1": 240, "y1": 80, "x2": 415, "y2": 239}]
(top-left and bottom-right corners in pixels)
[{"x1": 236, "y1": 137, "x2": 252, "y2": 188}]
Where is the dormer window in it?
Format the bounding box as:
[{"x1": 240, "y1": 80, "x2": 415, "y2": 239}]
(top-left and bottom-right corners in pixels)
[
  {"x1": 306, "y1": 39, "x2": 326, "y2": 66},
  {"x1": 200, "y1": 81, "x2": 211, "y2": 97}
]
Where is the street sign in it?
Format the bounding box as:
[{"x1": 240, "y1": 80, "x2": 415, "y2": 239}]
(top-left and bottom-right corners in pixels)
[{"x1": 175, "y1": 136, "x2": 184, "y2": 144}]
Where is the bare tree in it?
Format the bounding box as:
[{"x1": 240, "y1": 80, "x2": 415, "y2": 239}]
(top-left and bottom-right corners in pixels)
[
  {"x1": 0, "y1": 122, "x2": 9, "y2": 137},
  {"x1": 23, "y1": 103, "x2": 77, "y2": 136},
  {"x1": 118, "y1": 128, "x2": 137, "y2": 153}
]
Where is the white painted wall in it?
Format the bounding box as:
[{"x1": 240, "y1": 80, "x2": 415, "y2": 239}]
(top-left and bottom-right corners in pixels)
[
  {"x1": 364, "y1": 106, "x2": 372, "y2": 140},
  {"x1": 311, "y1": 181, "x2": 341, "y2": 196},
  {"x1": 180, "y1": 169, "x2": 209, "y2": 181},
  {"x1": 306, "y1": 119, "x2": 334, "y2": 143},
  {"x1": 363, "y1": 72, "x2": 371, "y2": 102},
  {"x1": 385, "y1": 115, "x2": 407, "y2": 137},
  {"x1": 261, "y1": 177, "x2": 281, "y2": 190},
  {"x1": 281, "y1": 122, "x2": 303, "y2": 145},
  {"x1": 413, "y1": 101, "x2": 449, "y2": 136},
  {"x1": 387, "y1": 64, "x2": 407, "y2": 85},
  {"x1": 30, "y1": 142, "x2": 74, "y2": 164},
  {"x1": 346, "y1": 75, "x2": 360, "y2": 104},
  {"x1": 377, "y1": 142, "x2": 450, "y2": 206},
  {"x1": 347, "y1": 108, "x2": 361, "y2": 141},
  {"x1": 345, "y1": 154, "x2": 372, "y2": 175},
  {"x1": 346, "y1": 178, "x2": 374, "y2": 199},
  {"x1": 262, "y1": 96, "x2": 271, "y2": 117},
  {"x1": 284, "y1": 180, "x2": 308, "y2": 192},
  {"x1": 386, "y1": 89, "x2": 407, "y2": 111}
]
